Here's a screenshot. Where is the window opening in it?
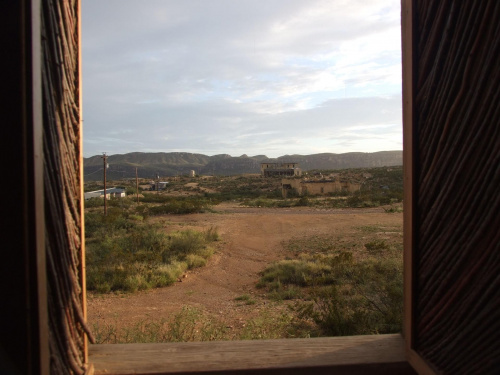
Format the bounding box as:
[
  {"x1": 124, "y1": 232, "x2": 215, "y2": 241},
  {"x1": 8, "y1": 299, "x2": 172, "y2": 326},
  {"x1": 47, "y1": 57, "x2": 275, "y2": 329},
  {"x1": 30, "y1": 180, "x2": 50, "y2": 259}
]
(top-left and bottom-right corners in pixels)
[{"x1": 82, "y1": 0, "x2": 403, "y2": 345}]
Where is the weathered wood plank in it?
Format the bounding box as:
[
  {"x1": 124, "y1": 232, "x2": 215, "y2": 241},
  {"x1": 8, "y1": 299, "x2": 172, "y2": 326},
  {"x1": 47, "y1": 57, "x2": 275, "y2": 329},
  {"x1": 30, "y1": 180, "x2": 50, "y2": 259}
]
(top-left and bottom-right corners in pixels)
[
  {"x1": 90, "y1": 334, "x2": 415, "y2": 374},
  {"x1": 411, "y1": 1, "x2": 500, "y2": 373}
]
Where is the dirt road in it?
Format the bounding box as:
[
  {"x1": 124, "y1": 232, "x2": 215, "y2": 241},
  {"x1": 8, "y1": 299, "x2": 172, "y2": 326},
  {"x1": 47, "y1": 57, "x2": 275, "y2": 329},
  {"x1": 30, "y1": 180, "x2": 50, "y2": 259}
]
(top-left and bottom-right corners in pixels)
[{"x1": 87, "y1": 203, "x2": 402, "y2": 334}]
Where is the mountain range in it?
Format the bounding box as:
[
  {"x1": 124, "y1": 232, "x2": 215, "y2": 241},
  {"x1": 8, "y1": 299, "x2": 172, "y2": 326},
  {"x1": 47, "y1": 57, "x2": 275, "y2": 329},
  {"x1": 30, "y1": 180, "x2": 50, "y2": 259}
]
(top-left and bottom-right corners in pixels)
[{"x1": 83, "y1": 151, "x2": 402, "y2": 181}]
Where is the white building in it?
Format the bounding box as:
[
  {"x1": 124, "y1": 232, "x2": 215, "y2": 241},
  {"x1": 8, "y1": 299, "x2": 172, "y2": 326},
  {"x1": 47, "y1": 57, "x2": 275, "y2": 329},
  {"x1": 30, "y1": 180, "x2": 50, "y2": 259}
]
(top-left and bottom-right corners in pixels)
[{"x1": 84, "y1": 187, "x2": 126, "y2": 200}]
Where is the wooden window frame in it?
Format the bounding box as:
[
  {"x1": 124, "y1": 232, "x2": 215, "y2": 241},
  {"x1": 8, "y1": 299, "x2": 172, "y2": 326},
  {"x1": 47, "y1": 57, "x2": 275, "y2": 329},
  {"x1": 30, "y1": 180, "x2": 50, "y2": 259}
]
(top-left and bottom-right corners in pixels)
[
  {"x1": 3, "y1": 0, "x2": 463, "y2": 373},
  {"x1": 87, "y1": 1, "x2": 422, "y2": 373}
]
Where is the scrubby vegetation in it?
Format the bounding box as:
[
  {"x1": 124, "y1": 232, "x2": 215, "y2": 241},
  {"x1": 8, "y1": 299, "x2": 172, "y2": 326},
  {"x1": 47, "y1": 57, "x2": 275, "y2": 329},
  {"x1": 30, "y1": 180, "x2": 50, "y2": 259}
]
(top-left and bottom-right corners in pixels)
[
  {"x1": 201, "y1": 166, "x2": 402, "y2": 209},
  {"x1": 89, "y1": 222, "x2": 403, "y2": 342},
  {"x1": 91, "y1": 306, "x2": 303, "y2": 344},
  {"x1": 85, "y1": 166, "x2": 403, "y2": 341},
  {"x1": 87, "y1": 165, "x2": 402, "y2": 210},
  {"x1": 257, "y1": 225, "x2": 403, "y2": 336},
  {"x1": 85, "y1": 203, "x2": 219, "y2": 293}
]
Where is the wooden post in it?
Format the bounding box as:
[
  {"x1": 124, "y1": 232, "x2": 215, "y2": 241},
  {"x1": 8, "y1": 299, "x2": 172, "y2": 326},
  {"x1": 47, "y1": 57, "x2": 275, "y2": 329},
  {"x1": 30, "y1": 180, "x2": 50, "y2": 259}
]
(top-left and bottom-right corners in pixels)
[
  {"x1": 102, "y1": 153, "x2": 107, "y2": 215},
  {"x1": 0, "y1": 0, "x2": 48, "y2": 373},
  {"x1": 136, "y1": 167, "x2": 139, "y2": 203},
  {"x1": 402, "y1": 1, "x2": 434, "y2": 374},
  {"x1": 77, "y1": 0, "x2": 90, "y2": 367}
]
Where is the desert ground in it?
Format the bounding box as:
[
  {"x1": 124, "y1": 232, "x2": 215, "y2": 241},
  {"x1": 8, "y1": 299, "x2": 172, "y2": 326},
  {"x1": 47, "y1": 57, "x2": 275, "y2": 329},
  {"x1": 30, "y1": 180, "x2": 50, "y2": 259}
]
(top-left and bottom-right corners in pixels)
[{"x1": 87, "y1": 202, "x2": 403, "y2": 339}]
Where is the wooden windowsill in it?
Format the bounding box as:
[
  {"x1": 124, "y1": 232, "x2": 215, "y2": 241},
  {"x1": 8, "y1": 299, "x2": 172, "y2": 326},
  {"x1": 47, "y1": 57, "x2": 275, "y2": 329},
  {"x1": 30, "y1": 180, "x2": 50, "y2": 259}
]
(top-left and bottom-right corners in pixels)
[{"x1": 89, "y1": 334, "x2": 415, "y2": 374}]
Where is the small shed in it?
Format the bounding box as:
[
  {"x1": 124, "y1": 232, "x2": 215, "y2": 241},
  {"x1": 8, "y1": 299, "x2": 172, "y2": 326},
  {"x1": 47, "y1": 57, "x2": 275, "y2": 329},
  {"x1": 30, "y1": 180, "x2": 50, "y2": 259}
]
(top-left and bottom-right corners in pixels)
[{"x1": 84, "y1": 187, "x2": 126, "y2": 200}]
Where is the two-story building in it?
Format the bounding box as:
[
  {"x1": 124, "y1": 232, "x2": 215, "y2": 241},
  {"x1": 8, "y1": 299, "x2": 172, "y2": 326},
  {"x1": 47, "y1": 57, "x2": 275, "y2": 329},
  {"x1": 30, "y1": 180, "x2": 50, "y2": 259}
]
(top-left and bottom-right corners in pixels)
[{"x1": 261, "y1": 162, "x2": 301, "y2": 177}]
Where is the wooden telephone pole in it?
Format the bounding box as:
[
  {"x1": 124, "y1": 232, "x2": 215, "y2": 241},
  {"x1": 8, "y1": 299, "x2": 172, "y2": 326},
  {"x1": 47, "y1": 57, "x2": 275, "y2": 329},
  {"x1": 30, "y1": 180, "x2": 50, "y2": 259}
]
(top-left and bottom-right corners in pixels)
[
  {"x1": 136, "y1": 167, "x2": 139, "y2": 203},
  {"x1": 102, "y1": 153, "x2": 108, "y2": 215}
]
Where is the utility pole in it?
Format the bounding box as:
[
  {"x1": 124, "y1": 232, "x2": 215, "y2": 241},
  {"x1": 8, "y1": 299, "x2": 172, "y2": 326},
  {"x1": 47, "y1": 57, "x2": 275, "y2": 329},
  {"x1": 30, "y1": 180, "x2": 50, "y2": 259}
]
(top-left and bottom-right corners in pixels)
[
  {"x1": 135, "y1": 167, "x2": 139, "y2": 203},
  {"x1": 102, "y1": 153, "x2": 108, "y2": 215},
  {"x1": 156, "y1": 173, "x2": 160, "y2": 195}
]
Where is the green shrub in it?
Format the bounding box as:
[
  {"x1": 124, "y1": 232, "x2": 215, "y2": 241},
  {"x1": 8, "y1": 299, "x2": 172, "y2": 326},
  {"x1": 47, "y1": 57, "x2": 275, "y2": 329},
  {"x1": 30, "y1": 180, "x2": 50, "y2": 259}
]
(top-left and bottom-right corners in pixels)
[
  {"x1": 296, "y1": 196, "x2": 310, "y2": 207},
  {"x1": 92, "y1": 307, "x2": 229, "y2": 344},
  {"x1": 128, "y1": 214, "x2": 143, "y2": 221},
  {"x1": 204, "y1": 226, "x2": 220, "y2": 242},
  {"x1": 84, "y1": 211, "x2": 104, "y2": 238},
  {"x1": 239, "y1": 310, "x2": 296, "y2": 340},
  {"x1": 296, "y1": 286, "x2": 368, "y2": 336},
  {"x1": 85, "y1": 197, "x2": 104, "y2": 208},
  {"x1": 169, "y1": 230, "x2": 204, "y2": 257},
  {"x1": 148, "y1": 199, "x2": 211, "y2": 215},
  {"x1": 364, "y1": 240, "x2": 390, "y2": 253},
  {"x1": 294, "y1": 257, "x2": 403, "y2": 336},
  {"x1": 383, "y1": 205, "x2": 403, "y2": 213},
  {"x1": 186, "y1": 254, "x2": 207, "y2": 269},
  {"x1": 234, "y1": 294, "x2": 256, "y2": 305},
  {"x1": 259, "y1": 259, "x2": 336, "y2": 287},
  {"x1": 268, "y1": 286, "x2": 302, "y2": 301},
  {"x1": 86, "y1": 221, "x2": 218, "y2": 293},
  {"x1": 260, "y1": 228, "x2": 403, "y2": 337}
]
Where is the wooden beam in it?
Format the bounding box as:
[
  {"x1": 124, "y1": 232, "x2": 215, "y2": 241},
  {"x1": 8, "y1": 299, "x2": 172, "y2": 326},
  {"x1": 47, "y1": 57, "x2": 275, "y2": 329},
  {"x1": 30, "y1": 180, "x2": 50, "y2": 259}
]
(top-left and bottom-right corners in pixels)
[
  {"x1": 89, "y1": 334, "x2": 415, "y2": 375},
  {"x1": 0, "y1": 0, "x2": 48, "y2": 373},
  {"x1": 401, "y1": 0, "x2": 415, "y2": 353},
  {"x1": 77, "y1": 0, "x2": 90, "y2": 367}
]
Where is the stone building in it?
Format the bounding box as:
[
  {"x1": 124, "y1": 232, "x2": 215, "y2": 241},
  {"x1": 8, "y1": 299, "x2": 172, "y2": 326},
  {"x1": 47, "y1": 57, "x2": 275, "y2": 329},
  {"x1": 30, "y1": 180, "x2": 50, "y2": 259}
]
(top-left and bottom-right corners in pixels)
[
  {"x1": 261, "y1": 162, "x2": 301, "y2": 177},
  {"x1": 282, "y1": 178, "x2": 360, "y2": 197}
]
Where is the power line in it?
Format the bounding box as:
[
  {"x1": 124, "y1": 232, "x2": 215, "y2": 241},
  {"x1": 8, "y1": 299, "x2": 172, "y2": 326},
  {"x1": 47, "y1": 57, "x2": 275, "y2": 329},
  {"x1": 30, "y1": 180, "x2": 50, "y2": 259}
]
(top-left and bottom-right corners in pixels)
[{"x1": 83, "y1": 167, "x2": 103, "y2": 177}]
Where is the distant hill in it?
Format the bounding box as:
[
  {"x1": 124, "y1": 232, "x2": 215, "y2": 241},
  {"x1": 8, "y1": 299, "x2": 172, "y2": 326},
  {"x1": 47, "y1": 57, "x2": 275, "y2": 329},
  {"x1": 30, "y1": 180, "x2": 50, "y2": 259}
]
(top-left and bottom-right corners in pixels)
[{"x1": 83, "y1": 151, "x2": 402, "y2": 181}]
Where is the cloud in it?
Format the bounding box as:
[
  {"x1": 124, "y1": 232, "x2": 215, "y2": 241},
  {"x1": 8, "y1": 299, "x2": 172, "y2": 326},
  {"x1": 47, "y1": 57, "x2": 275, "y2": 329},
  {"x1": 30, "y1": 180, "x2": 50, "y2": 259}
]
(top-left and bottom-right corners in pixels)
[{"x1": 82, "y1": 0, "x2": 402, "y2": 157}]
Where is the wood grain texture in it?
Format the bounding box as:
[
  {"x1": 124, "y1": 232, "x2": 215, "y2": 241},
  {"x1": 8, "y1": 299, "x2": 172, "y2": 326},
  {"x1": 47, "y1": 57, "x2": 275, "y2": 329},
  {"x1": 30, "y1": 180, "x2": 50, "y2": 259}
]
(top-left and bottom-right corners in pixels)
[
  {"x1": 90, "y1": 334, "x2": 415, "y2": 375},
  {"x1": 401, "y1": 0, "x2": 415, "y2": 352},
  {"x1": 42, "y1": 0, "x2": 92, "y2": 373},
  {"x1": 413, "y1": 1, "x2": 500, "y2": 374}
]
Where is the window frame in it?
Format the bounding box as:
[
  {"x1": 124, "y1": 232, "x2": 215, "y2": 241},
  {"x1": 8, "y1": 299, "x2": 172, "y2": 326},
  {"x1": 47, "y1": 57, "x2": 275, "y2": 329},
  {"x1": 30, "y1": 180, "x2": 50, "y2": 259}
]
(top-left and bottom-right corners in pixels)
[
  {"x1": 84, "y1": 1, "x2": 421, "y2": 373},
  {"x1": 2, "y1": 0, "x2": 445, "y2": 373}
]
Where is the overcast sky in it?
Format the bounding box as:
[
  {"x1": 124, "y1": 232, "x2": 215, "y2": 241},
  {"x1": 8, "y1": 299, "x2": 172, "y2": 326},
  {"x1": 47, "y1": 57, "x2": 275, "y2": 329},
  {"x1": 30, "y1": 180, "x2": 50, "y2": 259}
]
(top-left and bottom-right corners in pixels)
[{"x1": 82, "y1": 0, "x2": 402, "y2": 158}]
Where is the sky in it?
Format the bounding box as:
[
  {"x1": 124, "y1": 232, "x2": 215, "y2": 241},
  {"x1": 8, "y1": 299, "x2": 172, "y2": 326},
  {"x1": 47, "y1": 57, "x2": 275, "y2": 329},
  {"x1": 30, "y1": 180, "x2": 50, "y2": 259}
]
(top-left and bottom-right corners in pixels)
[{"x1": 82, "y1": 0, "x2": 402, "y2": 158}]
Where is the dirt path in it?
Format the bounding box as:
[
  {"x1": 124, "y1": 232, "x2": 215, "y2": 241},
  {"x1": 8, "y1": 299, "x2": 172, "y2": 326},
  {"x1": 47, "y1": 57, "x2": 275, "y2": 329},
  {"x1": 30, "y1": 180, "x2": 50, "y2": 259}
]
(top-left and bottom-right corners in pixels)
[{"x1": 87, "y1": 203, "x2": 402, "y2": 334}]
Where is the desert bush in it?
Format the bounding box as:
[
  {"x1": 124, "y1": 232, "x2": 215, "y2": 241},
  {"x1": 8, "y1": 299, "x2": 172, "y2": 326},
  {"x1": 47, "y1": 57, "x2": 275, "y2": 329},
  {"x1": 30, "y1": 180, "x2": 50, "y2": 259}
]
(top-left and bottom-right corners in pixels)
[
  {"x1": 132, "y1": 204, "x2": 150, "y2": 220},
  {"x1": 204, "y1": 226, "x2": 220, "y2": 242},
  {"x1": 295, "y1": 196, "x2": 310, "y2": 207},
  {"x1": 259, "y1": 259, "x2": 337, "y2": 287},
  {"x1": 147, "y1": 197, "x2": 213, "y2": 215},
  {"x1": 291, "y1": 256, "x2": 403, "y2": 336},
  {"x1": 349, "y1": 258, "x2": 403, "y2": 333},
  {"x1": 128, "y1": 214, "x2": 144, "y2": 221},
  {"x1": 91, "y1": 306, "x2": 310, "y2": 344},
  {"x1": 85, "y1": 197, "x2": 104, "y2": 208},
  {"x1": 260, "y1": 228, "x2": 403, "y2": 337},
  {"x1": 295, "y1": 286, "x2": 368, "y2": 336},
  {"x1": 268, "y1": 286, "x2": 302, "y2": 301},
  {"x1": 86, "y1": 222, "x2": 219, "y2": 293},
  {"x1": 364, "y1": 240, "x2": 390, "y2": 253},
  {"x1": 107, "y1": 196, "x2": 133, "y2": 209},
  {"x1": 383, "y1": 205, "x2": 403, "y2": 213},
  {"x1": 234, "y1": 294, "x2": 256, "y2": 305},
  {"x1": 125, "y1": 187, "x2": 138, "y2": 195},
  {"x1": 242, "y1": 198, "x2": 276, "y2": 208},
  {"x1": 169, "y1": 230, "x2": 204, "y2": 257},
  {"x1": 185, "y1": 254, "x2": 207, "y2": 269},
  {"x1": 92, "y1": 307, "x2": 229, "y2": 344},
  {"x1": 139, "y1": 194, "x2": 174, "y2": 204},
  {"x1": 239, "y1": 310, "x2": 296, "y2": 340}
]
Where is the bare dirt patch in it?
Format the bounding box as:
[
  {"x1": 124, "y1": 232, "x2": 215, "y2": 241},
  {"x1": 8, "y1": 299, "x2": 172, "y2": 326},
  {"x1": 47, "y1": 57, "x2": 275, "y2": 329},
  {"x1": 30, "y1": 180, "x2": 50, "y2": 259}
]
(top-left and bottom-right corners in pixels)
[{"x1": 87, "y1": 202, "x2": 402, "y2": 338}]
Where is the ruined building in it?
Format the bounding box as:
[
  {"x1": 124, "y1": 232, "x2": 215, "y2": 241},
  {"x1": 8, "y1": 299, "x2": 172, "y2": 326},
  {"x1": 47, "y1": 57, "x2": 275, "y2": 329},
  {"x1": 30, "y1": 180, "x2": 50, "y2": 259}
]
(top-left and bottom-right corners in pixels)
[
  {"x1": 261, "y1": 162, "x2": 301, "y2": 177},
  {"x1": 282, "y1": 178, "x2": 360, "y2": 197}
]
